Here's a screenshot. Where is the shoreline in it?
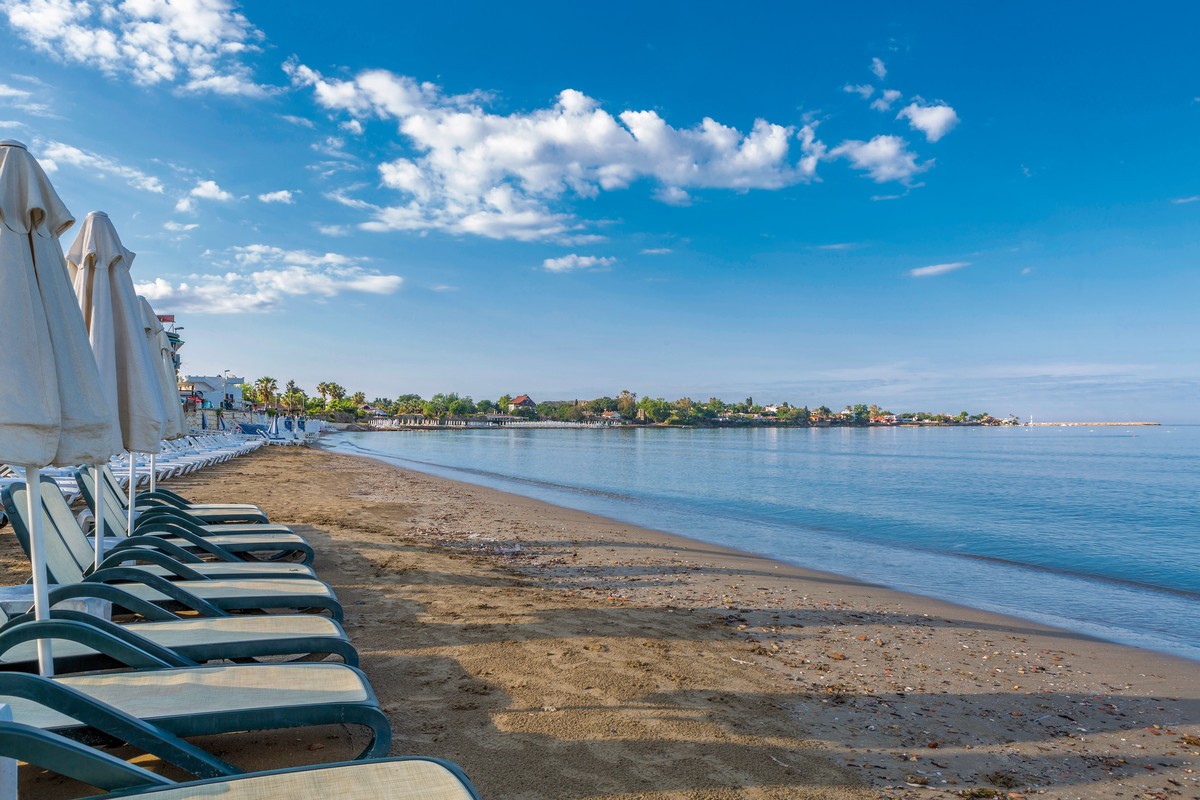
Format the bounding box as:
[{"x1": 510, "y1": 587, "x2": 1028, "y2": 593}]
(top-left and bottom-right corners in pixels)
[
  {"x1": 319, "y1": 442, "x2": 1196, "y2": 662},
  {"x1": 324, "y1": 432, "x2": 1199, "y2": 663},
  {"x1": 13, "y1": 446, "x2": 1197, "y2": 799}
]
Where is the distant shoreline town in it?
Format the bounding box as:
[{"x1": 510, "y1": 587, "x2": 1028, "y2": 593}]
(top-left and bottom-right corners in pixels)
[{"x1": 175, "y1": 375, "x2": 1157, "y2": 430}]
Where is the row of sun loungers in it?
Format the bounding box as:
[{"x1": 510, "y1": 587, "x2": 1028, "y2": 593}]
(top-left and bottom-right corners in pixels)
[{"x1": 0, "y1": 439, "x2": 483, "y2": 799}]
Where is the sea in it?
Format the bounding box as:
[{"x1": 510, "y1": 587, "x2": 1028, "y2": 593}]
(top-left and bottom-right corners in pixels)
[{"x1": 326, "y1": 425, "x2": 1200, "y2": 661}]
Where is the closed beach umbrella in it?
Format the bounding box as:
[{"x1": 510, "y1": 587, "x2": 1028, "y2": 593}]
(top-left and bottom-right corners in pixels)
[
  {"x1": 66, "y1": 211, "x2": 169, "y2": 545},
  {"x1": 139, "y1": 296, "x2": 187, "y2": 477},
  {"x1": 0, "y1": 140, "x2": 117, "y2": 676}
]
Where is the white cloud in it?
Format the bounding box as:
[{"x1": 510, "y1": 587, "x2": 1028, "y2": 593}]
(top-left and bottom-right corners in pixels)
[
  {"x1": 1, "y1": 0, "x2": 268, "y2": 96},
  {"x1": 831, "y1": 136, "x2": 927, "y2": 183},
  {"x1": 843, "y1": 83, "x2": 874, "y2": 100},
  {"x1": 339, "y1": 119, "x2": 364, "y2": 135},
  {"x1": 640, "y1": 247, "x2": 672, "y2": 255},
  {"x1": 871, "y1": 58, "x2": 887, "y2": 79},
  {"x1": 317, "y1": 223, "x2": 351, "y2": 236},
  {"x1": 177, "y1": 178, "x2": 235, "y2": 211},
  {"x1": 287, "y1": 62, "x2": 829, "y2": 241},
  {"x1": 897, "y1": 100, "x2": 959, "y2": 142},
  {"x1": 191, "y1": 179, "x2": 234, "y2": 201},
  {"x1": 429, "y1": 284, "x2": 458, "y2": 292},
  {"x1": 814, "y1": 242, "x2": 857, "y2": 250},
  {"x1": 280, "y1": 114, "x2": 315, "y2": 128},
  {"x1": 163, "y1": 221, "x2": 199, "y2": 231},
  {"x1": 37, "y1": 140, "x2": 165, "y2": 192},
  {"x1": 0, "y1": 80, "x2": 54, "y2": 116},
  {"x1": 653, "y1": 186, "x2": 692, "y2": 206},
  {"x1": 258, "y1": 189, "x2": 295, "y2": 204},
  {"x1": 542, "y1": 254, "x2": 616, "y2": 273},
  {"x1": 870, "y1": 89, "x2": 902, "y2": 112},
  {"x1": 1170, "y1": 195, "x2": 1199, "y2": 204},
  {"x1": 909, "y1": 261, "x2": 970, "y2": 278},
  {"x1": 135, "y1": 244, "x2": 403, "y2": 313}
]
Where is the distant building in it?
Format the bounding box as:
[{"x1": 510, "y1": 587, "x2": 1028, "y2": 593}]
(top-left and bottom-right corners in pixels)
[
  {"x1": 508, "y1": 394, "x2": 537, "y2": 411},
  {"x1": 179, "y1": 374, "x2": 245, "y2": 411},
  {"x1": 600, "y1": 411, "x2": 622, "y2": 421}
]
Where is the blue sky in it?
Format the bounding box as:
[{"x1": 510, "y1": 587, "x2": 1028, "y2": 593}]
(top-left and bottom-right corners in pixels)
[{"x1": 1, "y1": 2, "x2": 1197, "y2": 420}]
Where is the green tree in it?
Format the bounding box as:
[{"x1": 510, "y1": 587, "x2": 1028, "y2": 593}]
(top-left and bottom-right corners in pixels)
[
  {"x1": 497, "y1": 393, "x2": 513, "y2": 411},
  {"x1": 350, "y1": 391, "x2": 366, "y2": 407},
  {"x1": 327, "y1": 382, "x2": 346, "y2": 402},
  {"x1": 636, "y1": 396, "x2": 672, "y2": 424},
  {"x1": 395, "y1": 394, "x2": 424, "y2": 414},
  {"x1": 254, "y1": 376, "x2": 278, "y2": 409},
  {"x1": 279, "y1": 380, "x2": 307, "y2": 416},
  {"x1": 315, "y1": 382, "x2": 330, "y2": 407},
  {"x1": 617, "y1": 390, "x2": 637, "y2": 416},
  {"x1": 448, "y1": 396, "x2": 477, "y2": 417}
]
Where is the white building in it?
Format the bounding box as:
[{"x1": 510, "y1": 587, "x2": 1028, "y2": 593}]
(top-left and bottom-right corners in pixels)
[{"x1": 179, "y1": 374, "x2": 246, "y2": 411}]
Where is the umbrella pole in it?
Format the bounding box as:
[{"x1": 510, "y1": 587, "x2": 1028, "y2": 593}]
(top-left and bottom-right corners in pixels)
[
  {"x1": 21, "y1": 466, "x2": 54, "y2": 677},
  {"x1": 127, "y1": 455, "x2": 136, "y2": 533},
  {"x1": 149, "y1": 453, "x2": 157, "y2": 493},
  {"x1": 93, "y1": 463, "x2": 106, "y2": 570}
]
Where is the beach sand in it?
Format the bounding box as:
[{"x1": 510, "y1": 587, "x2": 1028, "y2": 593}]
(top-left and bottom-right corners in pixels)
[{"x1": 9, "y1": 445, "x2": 1198, "y2": 799}]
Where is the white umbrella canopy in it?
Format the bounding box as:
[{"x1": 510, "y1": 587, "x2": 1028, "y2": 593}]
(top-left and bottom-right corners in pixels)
[
  {"x1": 0, "y1": 142, "x2": 115, "y2": 466},
  {"x1": 66, "y1": 211, "x2": 168, "y2": 455},
  {"x1": 139, "y1": 295, "x2": 187, "y2": 441},
  {"x1": 67, "y1": 211, "x2": 169, "y2": 538},
  {"x1": 0, "y1": 140, "x2": 118, "y2": 677}
]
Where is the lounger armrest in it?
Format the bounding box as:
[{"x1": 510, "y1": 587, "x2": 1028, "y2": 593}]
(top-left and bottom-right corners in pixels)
[
  {"x1": 136, "y1": 489, "x2": 192, "y2": 506},
  {"x1": 82, "y1": 569, "x2": 229, "y2": 617},
  {"x1": 94, "y1": 549, "x2": 210, "y2": 581},
  {"x1": 132, "y1": 497, "x2": 176, "y2": 512},
  {"x1": 135, "y1": 489, "x2": 189, "y2": 508},
  {"x1": 133, "y1": 506, "x2": 207, "y2": 528},
  {"x1": 0, "y1": 673, "x2": 241, "y2": 778},
  {"x1": 109, "y1": 536, "x2": 205, "y2": 563},
  {"x1": 125, "y1": 523, "x2": 241, "y2": 562},
  {"x1": 0, "y1": 720, "x2": 172, "y2": 791},
  {"x1": 42, "y1": 584, "x2": 182, "y2": 622},
  {"x1": 0, "y1": 618, "x2": 189, "y2": 669}
]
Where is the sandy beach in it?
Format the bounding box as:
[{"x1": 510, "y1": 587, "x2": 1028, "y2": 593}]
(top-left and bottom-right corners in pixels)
[{"x1": 10, "y1": 444, "x2": 1198, "y2": 800}]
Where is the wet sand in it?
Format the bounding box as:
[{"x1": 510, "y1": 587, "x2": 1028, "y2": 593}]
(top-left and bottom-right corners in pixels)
[{"x1": 9, "y1": 445, "x2": 1198, "y2": 799}]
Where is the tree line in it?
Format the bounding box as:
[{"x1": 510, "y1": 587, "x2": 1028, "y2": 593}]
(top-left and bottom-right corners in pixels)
[{"x1": 240, "y1": 380, "x2": 1013, "y2": 427}]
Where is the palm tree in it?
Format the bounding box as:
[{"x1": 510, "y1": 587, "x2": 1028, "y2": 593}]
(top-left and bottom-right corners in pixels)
[
  {"x1": 281, "y1": 387, "x2": 307, "y2": 416},
  {"x1": 254, "y1": 376, "x2": 278, "y2": 410},
  {"x1": 350, "y1": 391, "x2": 366, "y2": 407},
  {"x1": 316, "y1": 382, "x2": 330, "y2": 407},
  {"x1": 328, "y1": 382, "x2": 346, "y2": 403}
]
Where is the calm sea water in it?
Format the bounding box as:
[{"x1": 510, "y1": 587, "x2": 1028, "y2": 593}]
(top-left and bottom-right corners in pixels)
[{"x1": 328, "y1": 425, "x2": 1200, "y2": 661}]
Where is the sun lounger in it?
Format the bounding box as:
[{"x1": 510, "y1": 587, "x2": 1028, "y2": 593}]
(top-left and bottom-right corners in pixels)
[
  {"x1": 0, "y1": 599, "x2": 359, "y2": 673},
  {"x1": 9, "y1": 479, "x2": 318, "y2": 580},
  {"x1": 75, "y1": 467, "x2": 316, "y2": 565},
  {"x1": 0, "y1": 722, "x2": 479, "y2": 798},
  {"x1": 2, "y1": 482, "x2": 343, "y2": 621},
  {"x1": 89, "y1": 464, "x2": 271, "y2": 524},
  {"x1": 0, "y1": 659, "x2": 390, "y2": 776}
]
